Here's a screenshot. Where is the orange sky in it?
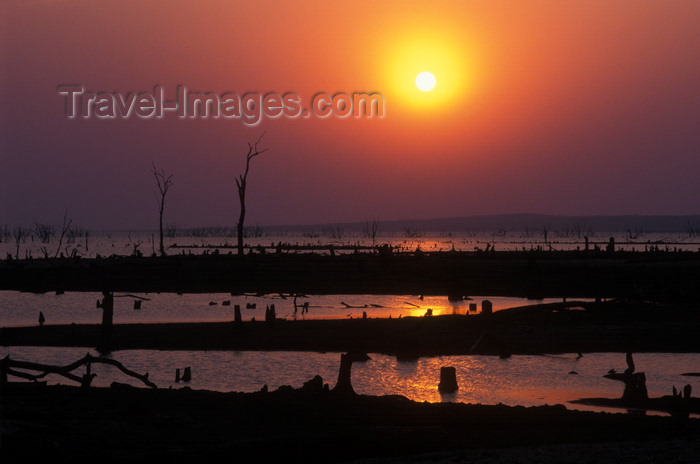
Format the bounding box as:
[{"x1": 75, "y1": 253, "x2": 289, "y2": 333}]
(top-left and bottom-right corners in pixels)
[{"x1": 2, "y1": 1, "x2": 699, "y2": 229}]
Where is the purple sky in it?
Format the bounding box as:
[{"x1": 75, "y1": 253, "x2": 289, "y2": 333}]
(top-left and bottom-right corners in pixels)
[{"x1": 2, "y1": 1, "x2": 700, "y2": 231}]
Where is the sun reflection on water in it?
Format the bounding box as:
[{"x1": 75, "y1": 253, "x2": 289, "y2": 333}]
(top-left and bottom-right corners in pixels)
[{"x1": 1, "y1": 347, "x2": 698, "y2": 416}]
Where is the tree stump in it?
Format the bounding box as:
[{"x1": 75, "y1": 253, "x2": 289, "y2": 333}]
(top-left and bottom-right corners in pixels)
[
  {"x1": 332, "y1": 352, "x2": 370, "y2": 395},
  {"x1": 438, "y1": 366, "x2": 458, "y2": 393},
  {"x1": 101, "y1": 290, "x2": 114, "y2": 335},
  {"x1": 604, "y1": 352, "x2": 648, "y2": 402}
]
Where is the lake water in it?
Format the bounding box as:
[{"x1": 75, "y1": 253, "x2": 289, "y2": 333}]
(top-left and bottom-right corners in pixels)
[
  {"x1": 1, "y1": 231, "x2": 698, "y2": 416},
  {"x1": 0, "y1": 290, "x2": 573, "y2": 326},
  {"x1": 1, "y1": 346, "x2": 698, "y2": 417},
  {"x1": 2, "y1": 228, "x2": 699, "y2": 260}
]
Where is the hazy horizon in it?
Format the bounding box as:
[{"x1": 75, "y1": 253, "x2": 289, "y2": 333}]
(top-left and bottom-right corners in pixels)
[{"x1": 5, "y1": 212, "x2": 700, "y2": 236}]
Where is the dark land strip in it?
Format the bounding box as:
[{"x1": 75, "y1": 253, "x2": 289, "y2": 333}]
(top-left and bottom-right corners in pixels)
[
  {"x1": 2, "y1": 250, "x2": 700, "y2": 300},
  {"x1": 2, "y1": 301, "x2": 698, "y2": 355},
  {"x1": 2, "y1": 250, "x2": 700, "y2": 355}
]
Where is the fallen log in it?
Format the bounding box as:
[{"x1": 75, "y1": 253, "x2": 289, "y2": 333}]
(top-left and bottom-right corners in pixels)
[{"x1": 0, "y1": 353, "x2": 157, "y2": 389}]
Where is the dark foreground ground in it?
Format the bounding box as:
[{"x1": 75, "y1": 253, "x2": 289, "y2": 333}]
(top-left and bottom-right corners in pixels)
[{"x1": 1, "y1": 382, "x2": 699, "y2": 463}]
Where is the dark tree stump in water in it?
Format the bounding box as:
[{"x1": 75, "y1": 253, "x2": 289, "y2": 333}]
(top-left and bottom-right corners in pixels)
[
  {"x1": 604, "y1": 352, "x2": 648, "y2": 402},
  {"x1": 333, "y1": 353, "x2": 356, "y2": 395},
  {"x1": 332, "y1": 352, "x2": 369, "y2": 395},
  {"x1": 101, "y1": 291, "x2": 114, "y2": 335},
  {"x1": 438, "y1": 366, "x2": 458, "y2": 393}
]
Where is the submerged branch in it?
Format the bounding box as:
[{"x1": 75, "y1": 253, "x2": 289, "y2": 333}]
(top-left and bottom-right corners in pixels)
[{"x1": 1, "y1": 353, "x2": 157, "y2": 389}]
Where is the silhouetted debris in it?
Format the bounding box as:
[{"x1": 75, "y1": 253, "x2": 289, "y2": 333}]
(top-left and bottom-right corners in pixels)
[
  {"x1": 438, "y1": 366, "x2": 458, "y2": 393},
  {"x1": 604, "y1": 352, "x2": 648, "y2": 402},
  {"x1": 347, "y1": 351, "x2": 370, "y2": 362},
  {"x1": 0, "y1": 353, "x2": 156, "y2": 389},
  {"x1": 174, "y1": 367, "x2": 192, "y2": 383},
  {"x1": 668, "y1": 383, "x2": 693, "y2": 421},
  {"x1": 301, "y1": 375, "x2": 326, "y2": 393},
  {"x1": 265, "y1": 304, "x2": 276, "y2": 325},
  {"x1": 100, "y1": 290, "x2": 114, "y2": 336},
  {"x1": 396, "y1": 347, "x2": 420, "y2": 362},
  {"x1": 607, "y1": 236, "x2": 615, "y2": 253}
]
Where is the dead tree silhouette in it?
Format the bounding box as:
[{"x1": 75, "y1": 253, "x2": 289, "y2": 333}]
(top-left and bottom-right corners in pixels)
[
  {"x1": 235, "y1": 132, "x2": 268, "y2": 256},
  {"x1": 151, "y1": 162, "x2": 174, "y2": 256}
]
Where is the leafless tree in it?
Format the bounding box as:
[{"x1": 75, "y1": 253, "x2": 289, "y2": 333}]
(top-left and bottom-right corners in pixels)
[
  {"x1": 324, "y1": 224, "x2": 345, "y2": 240},
  {"x1": 235, "y1": 133, "x2": 269, "y2": 255},
  {"x1": 0, "y1": 224, "x2": 10, "y2": 243},
  {"x1": 54, "y1": 209, "x2": 73, "y2": 258},
  {"x1": 541, "y1": 224, "x2": 550, "y2": 244},
  {"x1": 571, "y1": 220, "x2": 591, "y2": 239},
  {"x1": 34, "y1": 222, "x2": 55, "y2": 243},
  {"x1": 151, "y1": 163, "x2": 174, "y2": 256},
  {"x1": 363, "y1": 218, "x2": 380, "y2": 246},
  {"x1": 12, "y1": 226, "x2": 27, "y2": 259}
]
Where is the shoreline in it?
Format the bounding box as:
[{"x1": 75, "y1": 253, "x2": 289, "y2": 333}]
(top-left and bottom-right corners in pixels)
[{"x1": 2, "y1": 300, "x2": 698, "y2": 355}]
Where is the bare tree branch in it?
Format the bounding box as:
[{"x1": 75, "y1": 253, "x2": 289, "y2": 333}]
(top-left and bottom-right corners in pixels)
[
  {"x1": 54, "y1": 209, "x2": 72, "y2": 258},
  {"x1": 151, "y1": 162, "x2": 174, "y2": 256},
  {"x1": 1, "y1": 353, "x2": 157, "y2": 389},
  {"x1": 235, "y1": 132, "x2": 268, "y2": 255}
]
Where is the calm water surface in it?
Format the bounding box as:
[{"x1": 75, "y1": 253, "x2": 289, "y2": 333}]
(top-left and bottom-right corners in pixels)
[
  {"x1": 1, "y1": 347, "x2": 698, "y2": 417},
  {"x1": 0, "y1": 290, "x2": 574, "y2": 327}
]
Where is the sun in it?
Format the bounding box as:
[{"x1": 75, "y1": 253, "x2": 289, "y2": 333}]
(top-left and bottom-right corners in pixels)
[
  {"x1": 381, "y1": 26, "x2": 478, "y2": 111},
  {"x1": 416, "y1": 71, "x2": 436, "y2": 92}
]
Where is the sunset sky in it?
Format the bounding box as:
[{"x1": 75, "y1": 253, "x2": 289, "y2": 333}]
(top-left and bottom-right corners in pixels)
[{"x1": 2, "y1": 1, "x2": 699, "y2": 230}]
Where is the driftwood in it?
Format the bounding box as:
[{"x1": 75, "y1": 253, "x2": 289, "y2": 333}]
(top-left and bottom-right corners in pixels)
[{"x1": 0, "y1": 353, "x2": 157, "y2": 389}]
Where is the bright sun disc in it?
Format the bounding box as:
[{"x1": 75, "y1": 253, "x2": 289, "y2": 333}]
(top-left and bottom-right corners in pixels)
[{"x1": 416, "y1": 71, "x2": 436, "y2": 92}]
